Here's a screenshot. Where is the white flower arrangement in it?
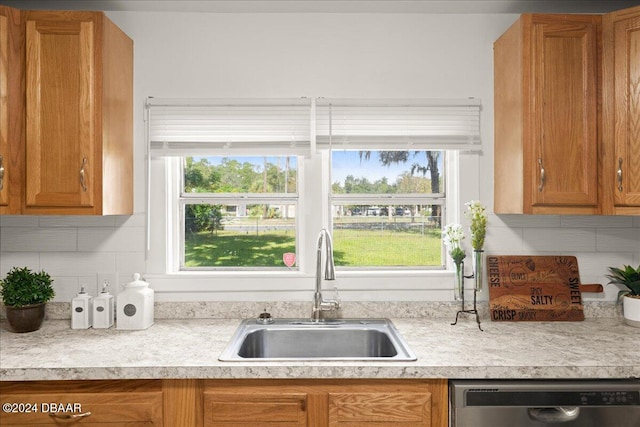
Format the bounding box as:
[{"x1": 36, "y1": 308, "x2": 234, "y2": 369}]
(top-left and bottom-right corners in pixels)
[
  {"x1": 442, "y1": 223, "x2": 466, "y2": 265},
  {"x1": 465, "y1": 200, "x2": 487, "y2": 250}
]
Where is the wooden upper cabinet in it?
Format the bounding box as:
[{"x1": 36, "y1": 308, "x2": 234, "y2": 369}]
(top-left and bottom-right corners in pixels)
[
  {"x1": 529, "y1": 17, "x2": 599, "y2": 210},
  {"x1": 494, "y1": 14, "x2": 601, "y2": 214},
  {"x1": 0, "y1": 6, "x2": 24, "y2": 215},
  {"x1": 0, "y1": 10, "x2": 8, "y2": 209},
  {"x1": 22, "y1": 10, "x2": 132, "y2": 215},
  {"x1": 25, "y1": 17, "x2": 95, "y2": 209},
  {"x1": 602, "y1": 5, "x2": 640, "y2": 215}
]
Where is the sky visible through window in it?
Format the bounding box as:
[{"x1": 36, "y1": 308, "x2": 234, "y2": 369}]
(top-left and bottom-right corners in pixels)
[
  {"x1": 331, "y1": 150, "x2": 444, "y2": 194},
  {"x1": 193, "y1": 151, "x2": 443, "y2": 190},
  {"x1": 332, "y1": 151, "x2": 413, "y2": 184}
]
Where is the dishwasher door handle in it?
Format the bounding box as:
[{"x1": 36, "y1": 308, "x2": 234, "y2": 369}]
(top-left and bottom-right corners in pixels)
[{"x1": 528, "y1": 407, "x2": 580, "y2": 423}]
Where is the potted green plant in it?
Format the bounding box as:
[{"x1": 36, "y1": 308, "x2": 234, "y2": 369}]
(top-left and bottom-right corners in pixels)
[
  {"x1": 606, "y1": 264, "x2": 640, "y2": 328},
  {"x1": 1, "y1": 267, "x2": 55, "y2": 333}
]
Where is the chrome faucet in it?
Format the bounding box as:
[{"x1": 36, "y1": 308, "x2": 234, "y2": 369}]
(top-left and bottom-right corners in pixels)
[{"x1": 312, "y1": 229, "x2": 340, "y2": 321}]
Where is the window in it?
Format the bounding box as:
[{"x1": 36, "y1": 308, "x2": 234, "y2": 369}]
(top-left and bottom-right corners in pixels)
[
  {"x1": 181, "y1": 156, "x2": 298, "y2": 269},
  {"x1": 317, "y1": 98, "x2": 480, "y2": 270},
  {"x1": 147, "y1": 98, "x2": 310, "y2": 271},
  {"x1": 331, "y1": 150, "x2": 445, "y2": 268},
  {"x1": 147, "y1": 97, "x2": 481, "y2": 279}
]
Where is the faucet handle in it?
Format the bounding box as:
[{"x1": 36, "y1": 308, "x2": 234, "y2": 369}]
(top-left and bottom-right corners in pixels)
[
  {"x1": 332, "y1": 286, "x2": 342, "y2": 309},
  {"x1": 317, "y1": 286, "x2": 342, "y2": 314}
]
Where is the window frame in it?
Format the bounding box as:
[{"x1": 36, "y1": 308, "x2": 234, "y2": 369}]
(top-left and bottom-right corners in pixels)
[
  {"x1": 146, "y1": 150, "x2": 475, "y2": 298},
  {"x1": 145, "y1": 97, "x2": 482, "y2": 299},
  {"x1": 175, "y1": 156, "x2": 302, "y2": 272},
  {"x1": 154, "y1": 150, "x2": 462, "y2": 273}
]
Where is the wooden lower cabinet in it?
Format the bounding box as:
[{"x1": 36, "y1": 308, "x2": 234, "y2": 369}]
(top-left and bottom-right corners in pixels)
[
  {"x1": 204, "y1": 390, "x2": 308, "y2": 427},
  {"x1": 1, "y1": 379, "x2": 448, "y2": 427},
  {"x1": 328, "y1": 391, "x2": 434, "y2": 427},
  {"x1": 200, "y1": 379, "x2": 448, "y2": 427},
  {"x1": 0, "y1": 380, "x2": 163, "y2": 426}
]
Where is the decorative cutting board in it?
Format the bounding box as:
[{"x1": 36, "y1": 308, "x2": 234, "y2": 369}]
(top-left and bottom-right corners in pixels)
[{"x1": 487, "y1": 255, "x2": 584, "y2": 321}]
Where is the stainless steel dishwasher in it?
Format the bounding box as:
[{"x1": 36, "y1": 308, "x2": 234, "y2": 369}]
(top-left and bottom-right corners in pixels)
[{"x1": 450, "y1": 380, "x2": 640, "y2": 426}]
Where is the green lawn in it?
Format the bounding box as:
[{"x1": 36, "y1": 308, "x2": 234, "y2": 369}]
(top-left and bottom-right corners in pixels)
[
  {"x1": 333, "y1": 228, "x2": 442, "y2": 266},
  {"x1": 184, "y1": 227, "x2": 442, "y2": 268},
  {"x1": 185, "y1": 231, "x2": 296, "y2": 267}
]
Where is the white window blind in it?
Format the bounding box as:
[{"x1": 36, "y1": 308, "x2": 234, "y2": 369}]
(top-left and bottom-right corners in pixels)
[
  {"x1": 147, "y1": 98, "x2": 312, "y2": 156},
  {"x1": 316, "y1": 98, "x2": 481, "y2": 151}
]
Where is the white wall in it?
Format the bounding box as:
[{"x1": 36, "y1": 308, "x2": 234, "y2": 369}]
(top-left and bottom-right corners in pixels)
[{"x1": 1, "y1": 11, "x2": 638, "y2": 303}]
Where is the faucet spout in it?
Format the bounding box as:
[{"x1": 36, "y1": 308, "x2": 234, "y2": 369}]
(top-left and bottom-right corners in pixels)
[
  {"x1": 312, "y1": 229, "x2": 340, "y2": 321},
  {"x1": 322, "y1": 230, "x2": 336, "y2": 281}
]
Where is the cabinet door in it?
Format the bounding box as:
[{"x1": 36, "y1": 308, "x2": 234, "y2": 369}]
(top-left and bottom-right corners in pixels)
[
  {"x1": 25, "y1": 17, "x2": 95, "y2": 208},
  {"x1": 328, "y1": 391, "x2": 433, "y2": 427},
  {"x1": 0, "y1": 11, "x2": 7, "y2": 208},
  {"x1": 202, "y1": 379, "x2": 447, "y2": 427},
  {"x1": 1, "y1": 392, "x2": 163, "y2": 426},
  {"x1": 203, "y1": 391, "x2": 308, "y2": 427},
  {"x1": 529, "y1": 17, "x2": 599, "y2": 208},
  {"x1": 604, "y1": 6, "x2": 640, "y2": 211},
  {"x1": 0, "y1": 6, "x2": 23, "y2": 214},
  {"x1": 0, "y1": 380, "x2": 163, "y2": 426}
]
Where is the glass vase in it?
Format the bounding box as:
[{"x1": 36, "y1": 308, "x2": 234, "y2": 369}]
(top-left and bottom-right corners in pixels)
[
  {"x1": 473, "y1": 249, "x2": 484, "y2": 292},
  {"x1": 454, "y1": 261, "x2": 464, "y2": 301}
]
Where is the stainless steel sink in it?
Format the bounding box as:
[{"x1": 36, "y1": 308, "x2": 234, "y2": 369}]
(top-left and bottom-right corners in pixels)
[{"x1": 218, "y1": 318, "x2": 417, "y2": 361}]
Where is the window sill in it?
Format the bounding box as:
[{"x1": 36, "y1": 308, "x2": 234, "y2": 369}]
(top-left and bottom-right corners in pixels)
[{"x1": 144, "y1": 269, "x2": 457, "y2": 301}]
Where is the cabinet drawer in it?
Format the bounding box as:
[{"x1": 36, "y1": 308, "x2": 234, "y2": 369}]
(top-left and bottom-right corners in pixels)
[
  {"x1": 0, "y1": 391, "x2": 163, "y2": 426},
  {"x1": 204, "y1": 392, "x2": 307, "y2": 427},
  {"x1": 328, "y1": 392, "x2": 432, "y2": 427}
]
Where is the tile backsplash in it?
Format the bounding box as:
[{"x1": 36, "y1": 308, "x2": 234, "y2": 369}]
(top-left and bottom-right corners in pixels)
[
  {"x1": 0, "y1": 214, "x2": 146, "y2": 302},
  {"x1": 0, "y1": 214, "x2": 638, "y2": 303}
]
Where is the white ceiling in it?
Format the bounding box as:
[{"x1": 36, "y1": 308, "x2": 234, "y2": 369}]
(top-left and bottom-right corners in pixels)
[{"x1": 2, "y1": 0, "x2": 639, "y2": 13}]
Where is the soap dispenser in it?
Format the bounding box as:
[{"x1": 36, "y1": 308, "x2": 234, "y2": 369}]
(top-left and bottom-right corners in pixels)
[
  {"x1": 116, "y1": 273, "x2": 154, "y2": 330},
  {"x1": 93, "y1": 282, "x2": 114, "y2": 329},
  {"x1": 71, "y1": 285, "x2": 93, "y2": 329}
]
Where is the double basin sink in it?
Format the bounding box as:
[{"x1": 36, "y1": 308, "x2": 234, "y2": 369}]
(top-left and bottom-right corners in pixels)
[{"x1": 219, "y1": 318, "x2": 416, "y2": 361}]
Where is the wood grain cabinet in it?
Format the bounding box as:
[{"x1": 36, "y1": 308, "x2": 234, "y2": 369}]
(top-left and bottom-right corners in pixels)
[
  {"x1": 327, "y1": 388, "x2": 437, "y2": 427},
  {"x1": 0, "y1": 10, "x2": 4, "y2": 209},
  {"x1": 602, "y1": 6, "x2": 640, "y2": 215},
  {"x1": 200, "y1": 380, "x2": 448, "y2": 427},
  {"x1": 0, "y1": 380, "x2": 163, "y2": 426},
  {"x1": 0, "y1": 7, "x2": 133, "y2": 216},
  {"x1": 494, "y1": 13, "x2": 601, "y2": 215},
  {"x1": 494, "y1": 6, "x2": 640, "y2": 216},
  {"x1": 204, "y1": 387, "x2": 308, "y2": 427},
  {"x1": 0, "y1": 6, "x2": 24, "y2": 215},
  {"x1": 1, "y1": 379, "x2": 448, "y2": 427},
  {"x1": 23, "y1": 10, "x2": 133, "y2": 215}
]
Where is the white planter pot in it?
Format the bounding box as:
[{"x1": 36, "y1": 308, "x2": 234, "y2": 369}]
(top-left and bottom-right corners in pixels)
[{"x1": 622, "y1": 295, "x2": 640, "y2": 328}]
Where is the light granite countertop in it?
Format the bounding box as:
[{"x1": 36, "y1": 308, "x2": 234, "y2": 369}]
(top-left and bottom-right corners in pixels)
[{"x1": 1, "y1": 316, "x2": 638, "y2": 381}]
